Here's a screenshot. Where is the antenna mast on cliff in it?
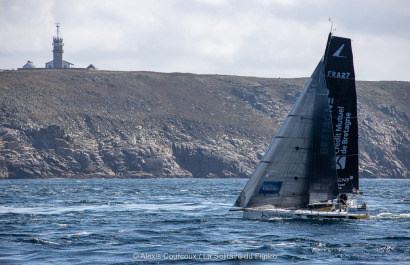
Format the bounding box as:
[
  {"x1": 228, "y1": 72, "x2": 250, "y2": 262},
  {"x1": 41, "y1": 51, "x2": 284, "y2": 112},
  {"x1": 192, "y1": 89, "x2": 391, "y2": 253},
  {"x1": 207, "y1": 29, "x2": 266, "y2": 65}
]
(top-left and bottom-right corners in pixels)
[{"x1": 56, "y1": 23, "x2": 60, "y2": 39}]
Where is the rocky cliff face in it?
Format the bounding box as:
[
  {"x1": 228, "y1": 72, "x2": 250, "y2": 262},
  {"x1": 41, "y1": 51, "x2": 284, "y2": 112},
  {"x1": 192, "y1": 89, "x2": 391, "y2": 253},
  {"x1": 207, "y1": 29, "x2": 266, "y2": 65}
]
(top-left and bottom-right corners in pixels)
[{"x1": 0, "y1": 70, "x2": 408, "y2": 179}]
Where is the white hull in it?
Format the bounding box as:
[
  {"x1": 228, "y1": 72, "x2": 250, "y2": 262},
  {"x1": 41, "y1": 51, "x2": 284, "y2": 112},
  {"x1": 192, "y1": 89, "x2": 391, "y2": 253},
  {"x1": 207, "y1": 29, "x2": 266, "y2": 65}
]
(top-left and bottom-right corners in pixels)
[{"x1": 242, "y1": 208, "x2": 369, "y2": 220}]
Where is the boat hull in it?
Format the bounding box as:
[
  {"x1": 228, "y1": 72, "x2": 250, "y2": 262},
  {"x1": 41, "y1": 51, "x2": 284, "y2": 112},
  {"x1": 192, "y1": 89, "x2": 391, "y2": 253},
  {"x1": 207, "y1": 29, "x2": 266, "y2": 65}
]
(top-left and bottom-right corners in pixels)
[{"x1": 242, "y1": 208, "x2": 370, "y2": 220}]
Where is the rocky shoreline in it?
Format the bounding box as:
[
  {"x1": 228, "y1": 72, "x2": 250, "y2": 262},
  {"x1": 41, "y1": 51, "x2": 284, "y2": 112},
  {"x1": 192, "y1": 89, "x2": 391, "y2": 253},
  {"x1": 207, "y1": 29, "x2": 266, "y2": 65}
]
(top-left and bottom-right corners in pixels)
[{"x1": 1, "y1": 70, "x2": 408, "y2": 179}]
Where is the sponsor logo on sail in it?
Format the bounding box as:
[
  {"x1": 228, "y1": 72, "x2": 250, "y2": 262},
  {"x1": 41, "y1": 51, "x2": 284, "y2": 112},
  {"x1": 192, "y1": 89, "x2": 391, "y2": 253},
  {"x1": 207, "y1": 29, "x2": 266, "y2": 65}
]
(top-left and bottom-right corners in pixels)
[
  {"x1": 259, "y1": 181, "x2": 282, "y2": 194},
  {"x1": 336, "y1": 156, "x2": 346, "y2": 170},
  {"x1": 333, "y1": 44, "x2": 347, "y2": 58},
  {"x1": 333, "y1": 106, "x2": 351, "y2": 155},
  {"x1": 338, "y1": 176, "x2": 354, "y2": 187}
]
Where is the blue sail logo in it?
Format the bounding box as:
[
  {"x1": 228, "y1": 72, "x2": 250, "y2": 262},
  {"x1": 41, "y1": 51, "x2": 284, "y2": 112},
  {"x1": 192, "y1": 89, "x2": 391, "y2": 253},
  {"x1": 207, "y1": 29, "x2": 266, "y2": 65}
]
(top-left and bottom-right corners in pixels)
[
  {"x1": 336, "y1": 156, "x2": 346, "y2": 169},
  {"x1": 259, "y1": 181, "x2": 283, "y2": 194},
  {"x1": 333, "y1": 44, "x2": 347, "y2": 58}
]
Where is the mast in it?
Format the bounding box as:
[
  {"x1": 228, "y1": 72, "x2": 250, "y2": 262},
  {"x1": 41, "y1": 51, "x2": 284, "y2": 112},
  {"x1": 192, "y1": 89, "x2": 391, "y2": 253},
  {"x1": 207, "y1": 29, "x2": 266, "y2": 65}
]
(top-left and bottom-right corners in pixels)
[
  {"x1": 56, "y1": 23, "x2": 60, "y2": 39},
  {"x1": 309, "y1": 61, "x2": 339, "y2": 203}
]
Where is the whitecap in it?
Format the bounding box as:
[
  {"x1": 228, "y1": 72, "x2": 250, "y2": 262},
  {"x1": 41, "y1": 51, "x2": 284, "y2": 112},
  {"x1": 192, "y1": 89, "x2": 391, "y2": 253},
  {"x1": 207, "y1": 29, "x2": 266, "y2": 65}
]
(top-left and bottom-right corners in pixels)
[
  {"x1": 67, "y1": 231, "x2": 92, "y2": 237},
  {"x1": 372, "y1": 212, "x2": 410, "y2": 220},
  {"x1": 23, "y1": 237, "x2": 59, "y2": 245},
  {"x1": 270, "y1": 242, "x2": 297, "y2": 247}
]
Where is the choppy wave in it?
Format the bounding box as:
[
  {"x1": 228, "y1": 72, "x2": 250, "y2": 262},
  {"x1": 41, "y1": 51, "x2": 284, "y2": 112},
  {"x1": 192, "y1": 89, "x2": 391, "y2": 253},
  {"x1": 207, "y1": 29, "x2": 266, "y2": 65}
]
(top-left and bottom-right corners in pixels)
[
  {"x1": 0, "y1": 178, "x2": 408, "y2": 264},
  {"x1": 372, "y1": 212, "x2": 410, "y2": 220},
  {"x1": 22, "y1": 237, "x2": 59, "y2": 245}
]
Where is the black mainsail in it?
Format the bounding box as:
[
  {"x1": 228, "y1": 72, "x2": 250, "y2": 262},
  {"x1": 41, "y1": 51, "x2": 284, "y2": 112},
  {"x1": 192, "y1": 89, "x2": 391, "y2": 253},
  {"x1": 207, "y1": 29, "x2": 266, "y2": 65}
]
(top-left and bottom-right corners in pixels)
[
  {"x1": 233, "y1": 33, "x2": 359, "y2": 211},
  {"x1": 324, "y1": 34, "x2": 359, "y2": 194}
]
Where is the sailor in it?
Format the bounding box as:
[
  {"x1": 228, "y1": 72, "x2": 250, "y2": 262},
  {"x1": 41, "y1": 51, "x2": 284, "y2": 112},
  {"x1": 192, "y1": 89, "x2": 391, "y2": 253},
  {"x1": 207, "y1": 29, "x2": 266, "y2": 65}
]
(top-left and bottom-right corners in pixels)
[{"x1": 338, "y1": 193, "x2": 348, "y2": 205}]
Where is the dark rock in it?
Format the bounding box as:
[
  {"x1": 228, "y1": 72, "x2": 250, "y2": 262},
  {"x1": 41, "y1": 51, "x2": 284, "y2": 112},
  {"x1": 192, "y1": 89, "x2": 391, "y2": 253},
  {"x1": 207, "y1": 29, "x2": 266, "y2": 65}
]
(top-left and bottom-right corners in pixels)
[{"x1": 0, "y1": 70, "x2": 408, "y2": 179}]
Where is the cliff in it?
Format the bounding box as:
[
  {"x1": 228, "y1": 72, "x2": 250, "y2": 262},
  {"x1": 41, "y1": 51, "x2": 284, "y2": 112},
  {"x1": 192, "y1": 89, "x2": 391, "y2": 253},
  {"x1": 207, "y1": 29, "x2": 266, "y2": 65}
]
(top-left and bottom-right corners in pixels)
[{"x1": 0, "y1": 70, "x2": 408, "y2": 179}]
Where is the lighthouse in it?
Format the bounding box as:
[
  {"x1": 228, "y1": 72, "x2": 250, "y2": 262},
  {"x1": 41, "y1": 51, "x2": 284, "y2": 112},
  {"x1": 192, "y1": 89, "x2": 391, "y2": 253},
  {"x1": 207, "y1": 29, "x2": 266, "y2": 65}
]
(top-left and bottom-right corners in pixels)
[
  {"x1": 20, "y1": 23, "x2": 97, "y2": 70},
  {"x1": 53, "y1": 23, "x2": 64, "y2": 68},
  {"x1": 45, "y1": 23, "x2": 73, "y2": 69}
]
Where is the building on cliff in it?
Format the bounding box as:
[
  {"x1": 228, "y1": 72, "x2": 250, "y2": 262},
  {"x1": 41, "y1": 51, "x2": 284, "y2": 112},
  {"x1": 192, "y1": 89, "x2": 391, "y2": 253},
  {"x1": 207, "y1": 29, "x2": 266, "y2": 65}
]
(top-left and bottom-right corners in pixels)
[
  {"x1": 45, "y1": 23, "x2": 74, "y2": 69},
  {"x1": 18, "y1": 23, "x2": 96, "y2": 70},
  {"x1": 22, "y1": 61, "x2": 36, "y2": 69}
]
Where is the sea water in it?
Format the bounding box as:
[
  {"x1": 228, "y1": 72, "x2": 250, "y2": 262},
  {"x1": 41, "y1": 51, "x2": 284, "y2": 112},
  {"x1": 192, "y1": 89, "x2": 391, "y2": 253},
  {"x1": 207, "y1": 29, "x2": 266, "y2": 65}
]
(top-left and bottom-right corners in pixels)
[{"x1": 0, "y1": 178, "x2": 408, "y2": 264}]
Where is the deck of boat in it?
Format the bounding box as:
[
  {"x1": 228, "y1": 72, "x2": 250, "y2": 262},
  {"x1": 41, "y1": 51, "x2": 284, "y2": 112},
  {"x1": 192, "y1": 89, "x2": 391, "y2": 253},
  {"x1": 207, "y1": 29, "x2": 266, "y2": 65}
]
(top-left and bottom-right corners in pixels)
[{"x1": 242, "y1": 207, "x2": 370, "y2": 220}]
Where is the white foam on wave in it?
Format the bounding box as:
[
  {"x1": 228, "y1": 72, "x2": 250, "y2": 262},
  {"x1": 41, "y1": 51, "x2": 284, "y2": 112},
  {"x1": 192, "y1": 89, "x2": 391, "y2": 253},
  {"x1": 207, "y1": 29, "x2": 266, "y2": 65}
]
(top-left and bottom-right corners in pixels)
[
  {"x1": 0, "y1": 205, "x2": 111, "y2": 215},
  {"x1": 270, "y1": 242, "x2": 297, "y2": 247},
  {"x1": 371, "y1": 212, "x2": 410, "y2": 220},
  {"x1": 67, "y1": 231, "x2": 92, "y2": 237},
  {"x1": 0, "y1": 201, "x2": 212, "y2": 215},
  {"x1": 24, "y1": 237, "x2": 59, "y2": 245}
]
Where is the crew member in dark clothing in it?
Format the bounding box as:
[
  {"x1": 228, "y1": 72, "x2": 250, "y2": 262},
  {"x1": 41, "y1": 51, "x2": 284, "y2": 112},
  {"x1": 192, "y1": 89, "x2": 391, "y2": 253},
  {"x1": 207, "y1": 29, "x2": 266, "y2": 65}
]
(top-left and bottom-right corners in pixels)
[{"x1": 339, "y1": 193, "x2": 348, "y2": 205}]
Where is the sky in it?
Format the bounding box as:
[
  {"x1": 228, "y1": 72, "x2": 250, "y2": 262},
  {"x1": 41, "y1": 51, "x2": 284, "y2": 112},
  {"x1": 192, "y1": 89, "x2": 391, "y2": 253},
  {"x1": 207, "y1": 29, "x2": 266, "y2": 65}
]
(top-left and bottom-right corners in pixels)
[{"x1": 1, "y1": 0, "x2": 409, "y2": 81}]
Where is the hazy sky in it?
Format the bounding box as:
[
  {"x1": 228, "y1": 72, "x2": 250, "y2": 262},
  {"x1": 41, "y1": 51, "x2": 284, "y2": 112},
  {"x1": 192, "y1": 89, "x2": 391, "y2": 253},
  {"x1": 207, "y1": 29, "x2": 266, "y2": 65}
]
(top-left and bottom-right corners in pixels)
[{"x1": 1, "y1": 0, "x2": 409, "y2": 81}]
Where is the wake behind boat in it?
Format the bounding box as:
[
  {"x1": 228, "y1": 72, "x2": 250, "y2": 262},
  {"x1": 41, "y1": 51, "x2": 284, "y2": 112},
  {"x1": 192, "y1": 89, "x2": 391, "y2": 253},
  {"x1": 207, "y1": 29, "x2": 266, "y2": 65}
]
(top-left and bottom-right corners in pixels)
[{"x1": 231, "y1": 32, "x2": 369, "y2": 220}]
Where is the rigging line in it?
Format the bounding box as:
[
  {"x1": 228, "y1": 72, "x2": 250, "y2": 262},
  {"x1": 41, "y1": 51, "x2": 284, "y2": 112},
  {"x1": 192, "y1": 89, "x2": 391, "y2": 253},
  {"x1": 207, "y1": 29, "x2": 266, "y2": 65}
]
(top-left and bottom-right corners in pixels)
[
  {"x1": 306, "y1": 92, "x2": 331, "y2": 95},
  {"x1": 260, "y1": 162, "x2": 310, "y2": 165},
  {"x1": 287, "y1": 115, "x2": 314, "y2": 120},
  {"x1": 275, "y1": 136, "x2": 311, "y2": 139},
  {"x1": 324, "y1": 19, "x2": 335, "y2": 67},
  {"x1": 329, "y1": 18, "x2": 333, "y2": 33},
  {"x1": 336, "y1": 154, "x2": 358, "y2": 157}
]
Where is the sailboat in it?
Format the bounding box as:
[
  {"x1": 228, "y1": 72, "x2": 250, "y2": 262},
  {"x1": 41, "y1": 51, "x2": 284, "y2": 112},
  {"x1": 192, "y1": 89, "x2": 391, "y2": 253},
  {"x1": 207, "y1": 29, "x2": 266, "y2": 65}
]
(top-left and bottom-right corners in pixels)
[{"x1": 231, "y1": 33, "x2": 369, "y2": 220}]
